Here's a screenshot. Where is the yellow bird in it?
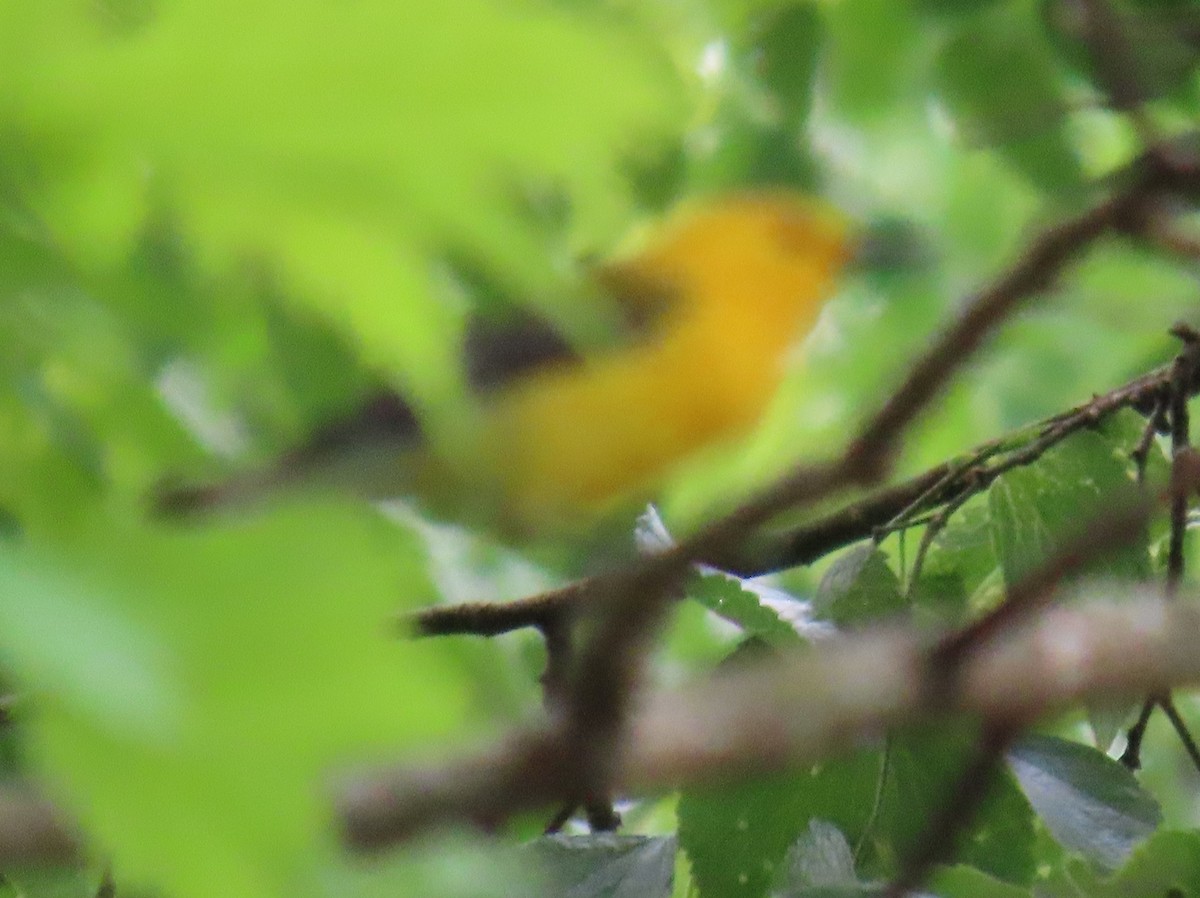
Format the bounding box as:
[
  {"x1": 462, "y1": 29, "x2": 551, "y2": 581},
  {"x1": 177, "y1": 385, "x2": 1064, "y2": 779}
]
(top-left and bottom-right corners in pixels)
[{"x1": 155, "y1": 192, "x2": 851, "y2": 533}]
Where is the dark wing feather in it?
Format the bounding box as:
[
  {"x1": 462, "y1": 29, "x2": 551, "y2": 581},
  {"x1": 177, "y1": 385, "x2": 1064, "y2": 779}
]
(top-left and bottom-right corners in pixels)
[
  {"x1": 153, "y1": 277, "x2": 676, "y2": 518},
  {"x1": 464, "y1": 265, "x2": 679, "y2": 392},
  {"x1": 464, "y1": 313, "x2": 579, "y2": 392}
]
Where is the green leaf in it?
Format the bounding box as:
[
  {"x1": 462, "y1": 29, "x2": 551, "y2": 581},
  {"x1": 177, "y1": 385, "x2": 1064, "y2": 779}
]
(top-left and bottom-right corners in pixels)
[
  {"x1": 1098, "y1": 408, "x2": 1172, "y2": 486},
  {"x1": 987, "y1": 430, "x2": 1147, "y2": 587},
  {"x1": 993, "y1": 131, "x2": 1088, "y2": 198},
  {"x1": 913, "y1": 497, "x2": 1001, "y2": 620},
  {"x1": 687, "y1": 568, "x2": 810, "y2": 646},
  {"x1": 308, "y1": 835, "x2": 549, "y2": 898},
  {"x1": 0, "y1": 282, "x2": 205, "y2": 532},
  {"x1": 1098, "y1": 829, "x2": 1200, "y2": 897},
  {"x1": 0, "y1": 217, "x2": 73, "y2": 299},
  {"x1": 680, "y1": 774, "x2": 804, "y2": 898},
  {"x1": 4, "y1": 869, "x2": 106, "y2": 898},
  {"x1": 927, "y1": 864, "x2": 1031, "y2": 898},
  {"x1": 914, "y1": 0, "x2": 1004, "y2": 20},
  {"x1": 0, "y1": 0, "x2": 682, "y2": 422},
  {"x1": 813, "y1": 544, "x2": 905, "y2": 628},
  {"x1": 934, "y1": 8, "x2": 1065, "y2": 141},
  {"x1": 678, "y1": 752, "x2": 880, "y2": 898},
  {"x1": 529, "y1": 834, "x2": 676, "y2": 898},
  {"x1": 744, "y1": 4, "x2": 824, "y2": 126},
  {"x1": 881, "y1": 728, "x2": 1037, "y2": 886},
  {"x1": 0, "y1": 502, "x2": 468, "y2": 898},
  {"x1": 1006, "y1": 735, "x2": 1161, "y2": 872},
  {"x1": 685, "y1": 114, "x2": 819, "y2": 193},
  {"x1": 823, "y1": 0, "x2": 924, "y2": 123},
  {"x1": 933, "y1": 7, "x2": 1084, "y2": 195}
]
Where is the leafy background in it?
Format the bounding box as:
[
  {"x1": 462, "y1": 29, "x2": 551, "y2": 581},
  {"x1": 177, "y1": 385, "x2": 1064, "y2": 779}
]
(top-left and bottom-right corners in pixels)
[{"x1": 2, "y1": 0, "x2": 1200, "y2": 896}]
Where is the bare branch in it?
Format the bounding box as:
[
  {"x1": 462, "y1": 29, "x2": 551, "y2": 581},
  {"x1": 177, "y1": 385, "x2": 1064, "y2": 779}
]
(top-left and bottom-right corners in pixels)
[{"x1": 337, "y1": 591, "x2": 1200, "y2": 849}]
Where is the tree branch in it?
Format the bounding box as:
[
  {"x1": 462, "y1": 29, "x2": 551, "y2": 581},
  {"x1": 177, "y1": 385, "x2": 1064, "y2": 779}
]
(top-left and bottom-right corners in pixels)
[
  {"x1": 375, "y1": 145, "x2": 1200, "y2": 855},
  {"x1": 411, "y1": 354, "x2": 1181, "y2": 637},
  {"x1": 338, "y1": 589, "x2": 1200, "y2": 849}
]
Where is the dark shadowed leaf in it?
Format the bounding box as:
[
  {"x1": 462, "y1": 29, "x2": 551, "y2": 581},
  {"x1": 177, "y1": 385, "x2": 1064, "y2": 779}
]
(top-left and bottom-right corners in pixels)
[
  {"x1": 746, "y1": 4, "x2": 823, "y2": 125},
  {"x1": 933, "y1": 6, "x2": 1084, "y2": 194},
  {"x1": 884, "y1": 728, "x2": 1037, "y2": 886},
  {"x1": 813, "y1": 544, "x2": 905, "y2": 628},
  {"x1": 988, "y1": 430, "x2": 1147, "y2": 586},
  {"x1": 679, "y1": 752, "x2": 880, "y2": 898}
]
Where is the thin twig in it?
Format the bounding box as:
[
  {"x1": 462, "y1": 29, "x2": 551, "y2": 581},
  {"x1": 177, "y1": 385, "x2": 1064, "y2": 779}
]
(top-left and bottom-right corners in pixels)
[
  {"x1": 902, "y1": 489, "x2": 978, "y2": 599},
  {"x1": 1131, "y1": 393, "x2": 1167, "y2": 483},
  {"x1": 410, "y1": 580, "x2": 587, "y2": 637},
  {"x1": 873, "y1": 444, "x2": 1011, "y2": 541},
  {"x1": 1147, "y1": 215, "x2": 1200, "y2": 263},
  {"x1": 345, "y1": 480, "x2": 1169, "y2": 850},
  {"x1": 1165, "y1": 325, "x2": 1198, "y2": 598},
  {"x1": 759, "y1": 463, "x2": 955, "y2": 570},
  {"x1": 845, "y1": 155, "x2": 1166, "y2": 463},
  {"x1": 1124, "y1": 327, "x2": 1200, "y2": 766},
  {"x1": 1158, "y1": 696, "x2": 1200, "y2": 775},
  {"x1": 538, "y1": 611, "x2": 626, "y2": 831},
  {"x1": 1120, "y1": 699, "x2": 1157, "y2": 769}
]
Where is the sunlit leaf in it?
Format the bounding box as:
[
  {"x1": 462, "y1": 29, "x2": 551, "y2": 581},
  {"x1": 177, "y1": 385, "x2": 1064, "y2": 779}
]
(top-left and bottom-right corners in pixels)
[
  {"x1": 0, "y1": 502, "x2": 466, "y2": 898},
  {"x1": 813, "y1": 544, "x2": 905, "y2": 628},
  {"x1": 0, "y1": 0, "x2": 682, "y2": 422}
]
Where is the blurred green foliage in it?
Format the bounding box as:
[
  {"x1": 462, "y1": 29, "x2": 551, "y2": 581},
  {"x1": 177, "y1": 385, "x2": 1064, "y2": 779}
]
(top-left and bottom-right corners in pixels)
[{"x1": 2, "y1": 0, "x2": 1200, "y2": 897}]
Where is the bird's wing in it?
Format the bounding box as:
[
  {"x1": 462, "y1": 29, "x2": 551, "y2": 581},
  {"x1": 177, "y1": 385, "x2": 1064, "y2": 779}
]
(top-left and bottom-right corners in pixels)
[{"x1": 152, "y1": 273, "x2": 678, "y2": 518}]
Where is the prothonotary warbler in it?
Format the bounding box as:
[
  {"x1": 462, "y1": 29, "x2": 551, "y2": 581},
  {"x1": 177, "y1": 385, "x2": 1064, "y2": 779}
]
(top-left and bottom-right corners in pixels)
[{"x1": 155, "y1": 192, "x2": 852, "y2": 533}]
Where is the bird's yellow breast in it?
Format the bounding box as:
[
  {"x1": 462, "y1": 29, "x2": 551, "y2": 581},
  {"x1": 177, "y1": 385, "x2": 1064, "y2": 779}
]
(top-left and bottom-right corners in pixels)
[{"x1": 482, "y1": 193, "x2": 851, "y2": 525}]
